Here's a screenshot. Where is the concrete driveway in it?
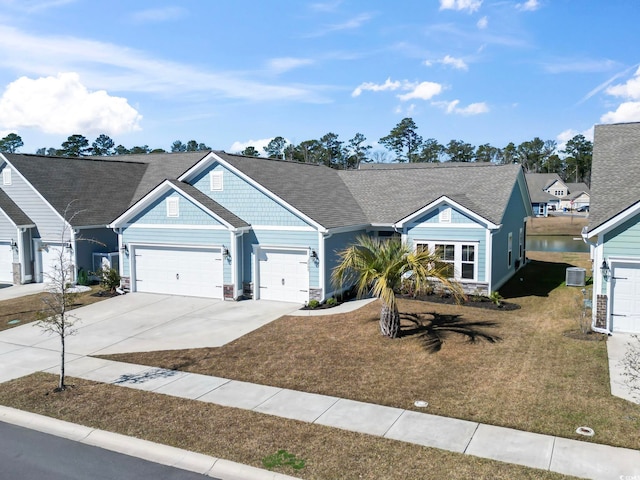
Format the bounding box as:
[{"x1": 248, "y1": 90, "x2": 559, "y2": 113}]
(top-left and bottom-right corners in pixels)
[{"x1": 0, "y1": 293, "x2": 301, "y2": 383}]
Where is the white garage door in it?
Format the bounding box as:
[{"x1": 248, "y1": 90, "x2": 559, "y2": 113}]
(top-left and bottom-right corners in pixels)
[
  {"x1": 258, "y1": 248, "x2": 309, "y2": 303},
  {"x1": 611, "y1": 262, "x2": 640, "y2": 333},
  {"x1": 134, "y1": 246, "x2": 223, "y2": 299},
  {"x1": 38, "y1": 244, "x2": 69, "y2": 283},
  {"x1": 0, "y1": 243, "x2": 13, "y2": 283}
]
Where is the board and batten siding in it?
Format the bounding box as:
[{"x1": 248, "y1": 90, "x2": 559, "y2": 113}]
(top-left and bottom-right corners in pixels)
[
  {"x1": 191, "y1": 164, "x2": 310, "y2": 227},
  {"x1": 242, "y1": 229, "x2": 320, "y2": 289},
  {"x1": 0, "y1": 163, "x2": 69, "y2": 241},
  {"x1": 323, "y1": 229, "x2": 369, "y2": 296}
]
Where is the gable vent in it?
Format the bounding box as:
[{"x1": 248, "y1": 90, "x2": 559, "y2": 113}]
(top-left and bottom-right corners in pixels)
[{"x1": 566, "y1": 267, "x2": 586, "y2": 287}]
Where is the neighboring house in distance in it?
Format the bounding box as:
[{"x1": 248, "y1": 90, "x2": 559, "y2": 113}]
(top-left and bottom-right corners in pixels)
[
  {"x1": 525, "y1": 173, "x2": 590, "y2": 216},
  {"x1": 111, "y1": 155, "x2": 532, "y2": 301},
  {"x1": 582, "y1": 122, "x2": 640, "y2": 335}
]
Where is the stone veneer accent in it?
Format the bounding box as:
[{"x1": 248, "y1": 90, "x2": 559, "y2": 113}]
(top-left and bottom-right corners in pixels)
[
  {"x1": 223, "y1": 284, "x2": 235, "y2": 300},
  {"x1": 309, "y1": 288, "x2": 323, "y2": 302},
  {"x1": 595, "y1": 294, "x2": 608, "y2": 330},
  {"x1": 12, "y1": 263, "x2": 20, "y2": 285},
  {"x1": 121, "y1": 276, "x2": 131, "y2": 290},
  {"x1": 242, "y1": 282, "x2": 253, "y2": 299}
]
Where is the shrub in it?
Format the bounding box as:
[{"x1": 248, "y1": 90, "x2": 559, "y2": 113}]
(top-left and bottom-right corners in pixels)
[
  {"x1": 76, "y1": 268, "x2": 89, "y2": 286},
  {"x1": 308, "y1": 299, "x2": 320, "y2": 309},
  {"x1": 489, "y1": 291, "x2": 503, "y2": 306},
  {"x1": 95, "y1": 267, "x2": 120, "y2": 294},
  {"x1": 325, "y1": 297, "x2": 337, "y2": 306}
]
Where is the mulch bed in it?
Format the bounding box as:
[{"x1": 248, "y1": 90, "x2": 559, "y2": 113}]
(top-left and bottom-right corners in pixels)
[{"x1": 402, "y1": 293, "x2": 520, "y2": 311}]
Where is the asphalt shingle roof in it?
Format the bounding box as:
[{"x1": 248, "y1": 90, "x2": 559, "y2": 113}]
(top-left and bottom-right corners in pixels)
[
  {"x1": 525, "y1": 173, "x2": 563, "y2": 203},
  {"x1": 4, "y1": 154, "x2": 148, "y2": 227},
  {"x1": 0, "y1": 188, "x2": 34, "y2": 227},
  {"x1": 588, "y1": 122, "x2": 640, "y2": 232},
  {"x1": 338, "y1": 163, "x2": 523, "y2": 225}
]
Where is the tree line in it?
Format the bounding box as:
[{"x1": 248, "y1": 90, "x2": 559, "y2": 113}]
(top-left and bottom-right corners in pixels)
[{"x1": 0, "y1": 117, "x2": 593, "y2": 185}]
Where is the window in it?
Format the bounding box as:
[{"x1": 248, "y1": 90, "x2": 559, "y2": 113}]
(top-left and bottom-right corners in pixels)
[
  {"x1": 518, "y1": 227, "x2": 523, "y2": 259},
  {"x1": 166, "y1": 197, "x2": 179, "y2": 217},
  {"x1": 416, "y1": 241, "x2": 477, "y2": 281},
  {"x1": 210, "y1": 171, "x2": 223, "y2": 191},
  {"x1": 508, "y1": 232, "x2": 513, "y2": 267},
  {"x1": 438, "y1": 207, "x2": 451, "y2": 223},
  {"x1": 2, "y1": 168, "x2": 11, "y2": 186}
]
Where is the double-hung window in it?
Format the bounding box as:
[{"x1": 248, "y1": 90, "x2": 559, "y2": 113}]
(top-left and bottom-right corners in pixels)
[{"x1": 416, "y1": 241, "x2": 478, "y2": 281}]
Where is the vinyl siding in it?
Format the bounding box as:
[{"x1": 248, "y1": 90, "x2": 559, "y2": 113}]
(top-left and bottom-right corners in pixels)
[
  {"x1": 417, "y1": 205, "x2": 477, "y2": 224},
  {"x1": 128, "y1": 190, "x2": 226, "y2": 227},
  {"x1": 0, "y1": 209, "x2": 17, "y2": 240},
  {"x1": 191, "y1": 163, "x2": 311, "y2": 227},
  {"x1": 242, "y1": 229, "x2": 319, "y2": 288},
  {"x1": 0, "y1": 163, "x2": 69, "y2": 241},
  {"x1": 604, "y1": 214, "x2": 640, "y2": 259},
  {"x1": 75, "y1": 228, "x2": 118, "y2": 275},
  {"x1": 323, "y1": 229, "x2": 369, "y2": 296}
]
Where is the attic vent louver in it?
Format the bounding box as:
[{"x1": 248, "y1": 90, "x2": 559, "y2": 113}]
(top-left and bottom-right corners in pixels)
[{"x1": 566, "y1": 267, "x2": 586, "y2": 287}]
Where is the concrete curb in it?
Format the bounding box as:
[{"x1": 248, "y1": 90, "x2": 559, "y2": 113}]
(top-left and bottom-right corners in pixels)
[
  {"x1": 0, "y1": 405, "x2": 300, "y2": 480},
  {"x1": 289, "y1": 297, "x2": 377, "y2": 316}
]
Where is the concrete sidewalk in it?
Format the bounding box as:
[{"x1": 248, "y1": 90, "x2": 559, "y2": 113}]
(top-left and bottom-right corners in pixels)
[{"x1": 43, "y1": 356, "x2": 640, "y2": 480}]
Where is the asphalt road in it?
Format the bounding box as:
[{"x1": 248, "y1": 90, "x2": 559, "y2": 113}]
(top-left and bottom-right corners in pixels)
[{"x1": 0, "y1": 421, "x2": 216, "y2": 480}]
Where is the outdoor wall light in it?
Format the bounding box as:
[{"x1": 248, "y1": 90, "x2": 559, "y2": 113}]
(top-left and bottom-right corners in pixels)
[
  {"x1": 222, "y1": 246, "x2": 230, "y2": 260},
  {"x1": 600, "y1": 260, "x2": 611, "y2": 280},
  {"x1": 9, "y1": 239, "x2": 17, "y2": 249},
  {"x1": 310, "y1": 249, "x2": 318, "y2": 261},
  {"x1": 120, "y1": 243, "x2": 129, "y2": 254},
  {"x1": 65, "y1": 242, "x2": 73, "y2": 251}
]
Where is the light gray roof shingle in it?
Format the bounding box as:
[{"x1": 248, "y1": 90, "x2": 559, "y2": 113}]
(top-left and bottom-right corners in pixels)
[
  {"x1": 338, "y1": 163, "x2": 523, "y2": 225},
  {"x1": 0, "y1": 188, "x2": 34, "y2": 227},
  {"x1": 525, "y1": 173, "x2": 563, "y2": 203},
  {"x1": 588, "y1": 122, "x2": 640, "y2": 232}
]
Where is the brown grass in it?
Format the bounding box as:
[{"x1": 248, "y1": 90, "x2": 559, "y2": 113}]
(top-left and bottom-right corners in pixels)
[
  {"x1": 102, "y1": 252, "x2": 640, "y2": 451},
  {"x1": 527, "y1": 215, "x2": 589, "y2": 236},
  {"x1": 0, "y1": 373, "x2": 573, "y2": 480},
  {"x1": 0, "y1": 286, "x2": 109, "y2": 332}
]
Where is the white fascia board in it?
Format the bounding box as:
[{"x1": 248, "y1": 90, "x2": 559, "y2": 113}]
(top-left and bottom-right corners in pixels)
[
  {"x1": 395, "y1": 196, "x2": 500, "y2": 230},
  {"x1": 109, "y1": 180, "x2": 238, "y2": 232},
  {"x1": 323, "y1": 224, "x2": 371, "y2": 235},
  {"x1": 0, "y1": 154, "x2": 69, "y2": 228},
  {"x1": 178, "y1": 152, "x2": 328, "y2": 233},
  {"x1": 586, "y1": 201, "x2": 640, "y2": 239}
]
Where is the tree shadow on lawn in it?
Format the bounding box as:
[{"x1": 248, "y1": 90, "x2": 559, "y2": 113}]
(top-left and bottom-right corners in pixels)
[
  {"x1": 499, "y1": 259, "x2": 585, "y2": 299},
  {"x1": 399, "y1": 311, "x2": 502, "y2": 353}
]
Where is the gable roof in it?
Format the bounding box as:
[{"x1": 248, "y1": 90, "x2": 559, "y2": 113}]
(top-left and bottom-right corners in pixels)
[
  {"x1": 587, "y1": 122, "x2": 640, "y2": 233},
  {"x1": 0, "y1": 188, "x2": 34, "y2": 228},
  {"x1": 338, "y1": 162, "x2": 524, "y2": 225},
  {"x1": 3, "y1": 154, "x2": 148, "y2": 227},
  {"x1": 563, "y1": 182, "x2": 590, "y2": 200},
  {"x1": 213, "y1": 152, "x2": 369, "y2": 229}
]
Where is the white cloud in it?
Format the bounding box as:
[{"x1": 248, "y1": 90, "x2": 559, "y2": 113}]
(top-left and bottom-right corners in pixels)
[
  {"x1": 434, "y1": 99, "x2": 489, "y2": 115},
  {"x1": 439, "y1": 0, "x2": 482, "y2": 13},
  {"x1": 308, "y1": 12, "x2": 373, "y2": 37},
  {"x1": 130, "y1": 7, "x2": 187, "y2": 23},
  {"x1": 0, "y1": 25, "x2": 325, "y2": 103},
  {"x1": 441, "y1": 55, "x2": 468, "y2": 71},
  {"x1": 352, "y1": 78, "x2": 402, "y2": 97},
  {"x1": 0, "y1": 72, "x2": 142, "y2": 135},
  {"x1": 516, "y1": 0, "x2": 540, "y2": 11},
  {"x1": 397, "y1": 82, "x2": 443, "y2": 101},
  {"x1": 394, "y1": 103, "x2": 416, "y2": 116},
  {"x1": 600, "y1": 67, "x2": 640, "y2": 123},
  {"x1": 267, "y1": 57, "x2": 314, "y2": 74},
  {"x1": 477, "y1": 16, "x2": 488, "y2": 29},
  {"x1": 229, "y1": 138, "x2": 274, "y2": 155},
  {"x1": 600, "y1": 102, "x2": 640, "y2": 124},
  {"x1": 556, "y1": 127, "x2": 594, "y2": 151}
]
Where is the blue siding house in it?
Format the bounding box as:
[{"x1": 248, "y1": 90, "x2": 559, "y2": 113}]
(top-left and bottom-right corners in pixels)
[{"x1": 583, "y1": 122, "x2": 640, "y2": 334}]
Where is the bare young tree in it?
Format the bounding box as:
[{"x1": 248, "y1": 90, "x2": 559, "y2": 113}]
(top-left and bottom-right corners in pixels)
[{"x1": 36, "y1": 203, "x2": 98, "y2": 391}]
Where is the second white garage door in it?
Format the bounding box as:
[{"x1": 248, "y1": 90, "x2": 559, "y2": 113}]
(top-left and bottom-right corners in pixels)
[
  {"x1": 134, "y1": 246, "x2": 223, "y2": 299},
  {"x1": 610, "y1": 262, "x2": 640, "y2": 333},
  {"x1": 258, "y1": 248, "x2": 309, "y2": 303},
  {"x1": 0, "y1": 243, "x2": 13, "y2": 283}
]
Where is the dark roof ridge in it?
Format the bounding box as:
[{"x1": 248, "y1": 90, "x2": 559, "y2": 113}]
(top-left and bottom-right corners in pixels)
[
  {"x1": 3, "y1": 152, "x2": 149, "y2": 166},
  {"x1": 215, "y1": 151, "x2": 330, "y2": 169}
]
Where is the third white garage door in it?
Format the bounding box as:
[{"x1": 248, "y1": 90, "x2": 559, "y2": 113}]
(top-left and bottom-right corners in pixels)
[
  {"x1": 258, "y1": 248, "x2": 309, "y2": 303},
  {"x1": 610, "y1": 262, "x2": 640, "y2": 333},
  {"x1": 134, "y1": 246, "x2": 223, "y2": 299}
]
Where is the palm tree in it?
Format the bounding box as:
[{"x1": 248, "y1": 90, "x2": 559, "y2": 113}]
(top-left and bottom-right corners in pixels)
[{"x1": 332, "y1": 235, "x2": 463, "y2": 338}]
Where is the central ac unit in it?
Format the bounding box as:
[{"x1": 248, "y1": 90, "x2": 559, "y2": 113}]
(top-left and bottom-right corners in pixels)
[{"x1": 566, "y1": 267, "x2": 586, "y2": 286}]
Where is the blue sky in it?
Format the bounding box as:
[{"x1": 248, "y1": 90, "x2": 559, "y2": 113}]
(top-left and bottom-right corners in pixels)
[{"x1": 0, "y1": 0, "x2": 638, "y2": 156}]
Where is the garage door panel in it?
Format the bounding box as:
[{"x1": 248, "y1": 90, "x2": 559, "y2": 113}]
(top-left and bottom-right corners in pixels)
[
  {"x1": 611, "y1": 262, "x2": 640, "y2": 333},
  {"x1": 134, "y1": 246, "x2": 223, "y2": 299},
  {"x1": 259, "y1": 249, "x2": 309, "y2": 303},
  {"x1": 0, "y1": 244, "x2": 12, "y2": 283}
]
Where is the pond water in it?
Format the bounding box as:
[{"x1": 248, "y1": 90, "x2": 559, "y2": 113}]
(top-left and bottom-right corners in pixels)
[{"x1": 527, "y1": 235, "x2": 590, "y2": 253}]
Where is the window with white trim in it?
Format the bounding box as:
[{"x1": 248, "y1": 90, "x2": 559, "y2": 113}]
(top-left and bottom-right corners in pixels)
[
  {"x1": 2, "y1": 168, "x2": 11, "y2": 186},
  {"x1": 416, "y1": 241, "x2": 477, "y2": 281},
  {"x1": 518, "y1": 227, "x2": 523, "y2": 260},
  {"x1": 438, "y1": 207, "x2": 451, "y2": 223},
  {"x1": 210, "y1": 171, "x2": 223, "y2": 191},
  {"x1": 508, "y1": 232, "x2": 513, "y2": 267},
  {"x1": 166, "y1": 196, "x2": 179, "y2": 217}
]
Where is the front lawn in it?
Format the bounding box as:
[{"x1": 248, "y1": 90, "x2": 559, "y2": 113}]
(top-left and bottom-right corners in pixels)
[{"x1": 101, "y1": 251, "x2": 640, "y2": 451}]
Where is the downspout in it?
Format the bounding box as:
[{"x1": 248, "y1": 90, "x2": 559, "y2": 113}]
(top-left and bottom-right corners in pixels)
[{"x1": 71, "y1": 228, "x2": 78, "y2": 284}]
